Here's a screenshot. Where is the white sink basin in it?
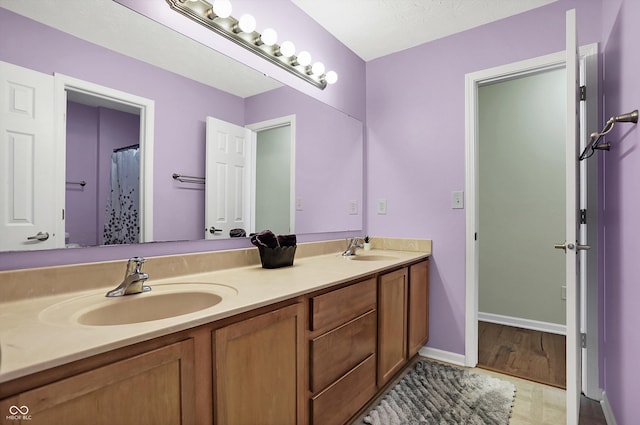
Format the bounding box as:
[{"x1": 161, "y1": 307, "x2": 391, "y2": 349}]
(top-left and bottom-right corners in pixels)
[{"x1": 40, "y1": 282, "x2": 238, "y2": 326}]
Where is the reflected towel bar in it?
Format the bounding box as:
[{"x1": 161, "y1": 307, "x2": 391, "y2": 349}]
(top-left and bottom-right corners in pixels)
[
  {"x1": 172, "y1": 173, "x2": 205, "y2": 184},
  {"x1": 66, "y1": 180, "x2": 87, "y2": 187}
]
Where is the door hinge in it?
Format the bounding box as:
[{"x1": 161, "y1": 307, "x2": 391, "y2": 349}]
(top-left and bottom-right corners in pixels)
[
  {"x1": 580, "y1": 209, "x2": 587, "y2": 224},
  {"x1": 581, "y1": 332, "x2": 587, "y2": 348},
  {"x1": 62, "y1": 209, "x2": 65, "y2": 220},
  {"x1": 474, "y1": 232, "x2": 477, "y2": 241},
  {"x1": 580, "y1": 85, "x2": 586, "y2": 101}
]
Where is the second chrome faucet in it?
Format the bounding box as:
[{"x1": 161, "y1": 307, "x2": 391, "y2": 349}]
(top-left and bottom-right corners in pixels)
[{"x1": 342, "y1": 237, "x2": 365, "y2": 257}]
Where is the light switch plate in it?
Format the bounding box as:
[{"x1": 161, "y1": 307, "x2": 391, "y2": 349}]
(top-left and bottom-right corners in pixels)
[
  {"x1": 451, "y1": 191, "x2": 464, "y2": 209},
  {"x1": 377, "y1": 199, "x2": 387, "y2": 215},
  {"x1": 348, "y1": 200, "x2": 358, "y2": 215}
]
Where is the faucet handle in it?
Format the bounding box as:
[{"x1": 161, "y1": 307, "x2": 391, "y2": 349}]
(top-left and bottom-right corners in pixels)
[{"x1": 126, "y1": 257, "x2": 146, "y2": 275}]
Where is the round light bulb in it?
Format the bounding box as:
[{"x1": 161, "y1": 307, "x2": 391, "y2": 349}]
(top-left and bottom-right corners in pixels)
[
  {"x1": 325, "y1": 71, "x2": 338, "y2": 84},
  {"x1": 280, "y1": 41, "x2": 295, "y2": 58},
  {"x1": 297, "y1": 51, "x2": 311, "y2": 67},
  {"x1": 311, "y1": 61, "x2": 325, "y2": 76},
  {"x1": 261, "y1": 28, "x2": 278, "y2": 46},
  {"x1": 238, "y1": 14, "x2": 256, "y2": 33},
  {"x1": 212, "y1": 0, "x2": 232, "y2": 18}
]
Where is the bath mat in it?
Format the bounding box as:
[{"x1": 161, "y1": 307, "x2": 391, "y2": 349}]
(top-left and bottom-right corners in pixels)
[{"x1": 363, "y1": 359, "x2": 516, "y2": 425}]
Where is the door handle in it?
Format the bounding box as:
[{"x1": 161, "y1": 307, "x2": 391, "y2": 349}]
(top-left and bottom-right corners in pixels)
[
  {"x1": 208, "y1": 226, "x2": 222, "y2": 234},
  {"x1": 554, "y1": 241, "x2": 591, "y2": 252},
  {"x1": 27, "y1": 231, "x2": 49, "y2": 241}
]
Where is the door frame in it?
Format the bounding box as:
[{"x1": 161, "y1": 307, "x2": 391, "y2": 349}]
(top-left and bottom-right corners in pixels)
[
  {"x1": 54, "y1": 74, "x2": 155, "y2": 243},
  {"x1": 246, "y1": 115, "x2": 296, "y2": 235},
  {"x1": 464, "y1": 43, "x2": 598, "y2": 382}
]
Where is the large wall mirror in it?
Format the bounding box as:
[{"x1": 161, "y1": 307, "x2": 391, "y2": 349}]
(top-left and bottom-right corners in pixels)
[{"x1": 0, "y1": 1, "x2": 363, "y2": 253}]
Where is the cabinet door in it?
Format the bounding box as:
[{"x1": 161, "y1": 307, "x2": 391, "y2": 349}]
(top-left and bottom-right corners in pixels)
[
  {"x1": 0, "y1": 339, "x2": 196, "y2": 425},
  {"x1": 377, "y1": 267, "x2": 408, "y2": 387},
  {"x1": 214, "y1": 303, "x2": 304, "y2": 425},
  {"x1": 408, "y1": 259, "x2": 430, "y2": 356}
]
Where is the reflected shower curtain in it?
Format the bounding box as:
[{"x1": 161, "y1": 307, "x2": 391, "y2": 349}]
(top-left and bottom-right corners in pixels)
[{"x1": 104, "y1": 146, "x2": 140, "y2": 244}]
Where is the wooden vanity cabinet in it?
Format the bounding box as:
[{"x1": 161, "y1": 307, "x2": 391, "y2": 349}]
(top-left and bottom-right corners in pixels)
[
  {"x1": 308, "y1": 278, "x2": 377, "y2": 425},
  {"x1": 1, "y1": 257, "x2": 428, "y2": 425},
  {"x1": 213, "y1": 302, "x2": 305, "y2": 425},
  {"x1": 408, "y1": 259, "x2": 430, "y2": 356},
  {"x1": 377, "y1": 267, "x2": 408, "y2": 387},
  {"x1": 377, "y1": 259, "x2": 430, "y2": 387},
  {"x1": 0, "y1": 339, "x2": 196, "y2": 425}
]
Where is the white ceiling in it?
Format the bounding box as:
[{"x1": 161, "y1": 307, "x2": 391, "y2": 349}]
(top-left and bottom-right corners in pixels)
[
  {"x1": 1, "y1": 0, "x2": 559, "y2": 96},
  {"x1": 292, "y1": 0, "x2": 559, "y2": 61}
]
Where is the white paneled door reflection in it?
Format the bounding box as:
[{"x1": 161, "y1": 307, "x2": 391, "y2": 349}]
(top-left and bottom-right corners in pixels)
[
  {"x1": 0, "y1": 61, "x2": 60, "y2": 250},
  {"x1": 205, "y1": 116, "x2": 249, "y2": 239}
]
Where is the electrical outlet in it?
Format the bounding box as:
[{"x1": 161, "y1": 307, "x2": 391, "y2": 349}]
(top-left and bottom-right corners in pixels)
[
  {"x1": 451, "y1": 191, "x2": 464, "y2": 209},
  {"x1": 295, "y1": 198, "x2": 303, "y2": 211},
  {"x1": 348, "y1": 200, "x2": 358, "y2": 215},
  {"x1": 377, "y1": 199, "x2": 387, "y2": 215},
  {"x1": 561, "y1": 285, "x2": 567, "y2": 300}
]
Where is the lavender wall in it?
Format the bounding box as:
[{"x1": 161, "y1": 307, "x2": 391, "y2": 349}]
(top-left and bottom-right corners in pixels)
[
  {"x1": 66, "y1": 103, "x2": 99, "y2": 247},
  {"x1": 365, "y1": 0, "x2": 602, "y2": 355},
  {"x1": 600, "y1": 0, "x2": 640, "y2": 423}
]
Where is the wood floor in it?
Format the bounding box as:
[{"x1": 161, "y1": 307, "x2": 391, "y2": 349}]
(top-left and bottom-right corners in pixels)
[{"x1": 478, "y1": 321, "x2": 566, "y2": 388}]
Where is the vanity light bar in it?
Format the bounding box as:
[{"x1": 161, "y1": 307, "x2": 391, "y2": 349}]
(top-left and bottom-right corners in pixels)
[{"x1": 167, "y1": 0, "x2": 336, "y2": 90}]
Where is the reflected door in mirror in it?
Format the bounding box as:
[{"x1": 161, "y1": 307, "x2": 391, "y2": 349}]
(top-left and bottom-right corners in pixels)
[
  {"x1": 0, "y1": 61, "x2": 61, "y2": 251},
  {"x1": 205, "y1": 117, "x2": 250, "y2": 239}
]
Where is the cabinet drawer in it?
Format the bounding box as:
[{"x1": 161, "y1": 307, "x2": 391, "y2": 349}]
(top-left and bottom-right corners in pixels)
[
  {"x1": 310, "y1": 309, "x2": 376, "y2": 393},
  {"x1": 310, "y1": 278, "x2": 376, "y2": 332},
  {"x1": 311, "y1": 354, "x2": 377, "y2": 425}
]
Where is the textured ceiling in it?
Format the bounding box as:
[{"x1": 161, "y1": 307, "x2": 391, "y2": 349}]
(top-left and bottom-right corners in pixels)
[{"x1": 292, "y1": 0, "x2": 559, "y2": 61}]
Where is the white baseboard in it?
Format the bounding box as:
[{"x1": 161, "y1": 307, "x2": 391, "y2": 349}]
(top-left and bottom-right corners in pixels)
[
  {"x1": 601, "y1": 391, "x2": 618, "y2": 425},
  {"x1": 419, "y1": 346, "x2": 466, "y2": 367},
  {"x1": 478, "y1": 312, "x2": 566, "y2": 335}
]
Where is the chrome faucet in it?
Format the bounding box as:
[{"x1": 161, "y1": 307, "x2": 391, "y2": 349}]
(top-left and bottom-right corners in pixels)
[
  {"x1": 342, "y1": 237, "x2": 364, "y2": 257},
  {"x1": 106, "y1": 257, "x2": 151, "y2": 297}
]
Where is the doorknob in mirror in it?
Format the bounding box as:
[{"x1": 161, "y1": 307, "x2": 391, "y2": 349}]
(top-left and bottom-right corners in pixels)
[{"x1": 27, "y1": 232, "x2": 50, "y2": 241}]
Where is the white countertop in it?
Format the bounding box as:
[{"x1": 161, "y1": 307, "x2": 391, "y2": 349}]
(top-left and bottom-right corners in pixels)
[{"x1": 0, "y1": 249, "x2": 428, "y2": 383}]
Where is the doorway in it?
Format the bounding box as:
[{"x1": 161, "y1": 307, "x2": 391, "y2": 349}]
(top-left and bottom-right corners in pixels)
[
  {"x1": 254, "y1": 125, "x2": 293, "y2": 234},
  {"x1": 65, "y1": 100, "x2": 140, "y2": 246},
  {"x1": 476, "y1": 66, "x2": 567, "y2": 388},
  {"x1": 247, "y1": 115, "x2": 296, "y2": 235},
  {"x1": 464, "y1": 44, "x2": 600, "y2": 397},
  {"x1": 55, "y1": 73, "x2": 155, "y2": 244}
]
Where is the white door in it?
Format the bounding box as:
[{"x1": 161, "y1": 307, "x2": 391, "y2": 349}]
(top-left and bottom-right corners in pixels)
[
  {"x1": 563, "y1": 9, "x2": 581, "y2": 425},
  {"x1": 0, "y1": 61, "x2": 61, "y2": 250},
  {"x1": 205, "y1": 116, "x2": 250, "y2": 239}
]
